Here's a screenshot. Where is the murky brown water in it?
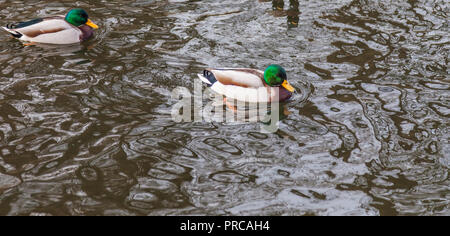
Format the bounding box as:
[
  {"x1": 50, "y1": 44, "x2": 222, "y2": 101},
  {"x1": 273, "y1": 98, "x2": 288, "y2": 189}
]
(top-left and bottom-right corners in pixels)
[{"x1": 0, "y1": 0, "x2": 448, "y2": 216}]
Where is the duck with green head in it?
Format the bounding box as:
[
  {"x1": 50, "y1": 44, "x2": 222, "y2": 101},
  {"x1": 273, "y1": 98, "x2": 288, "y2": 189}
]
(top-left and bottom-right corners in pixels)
[
  {"x1": 198, "y1": 65, "x2": 296, "y2": 103},
  {"x1": 2, "y1": 9, "x2": 99, "y2": 44}
]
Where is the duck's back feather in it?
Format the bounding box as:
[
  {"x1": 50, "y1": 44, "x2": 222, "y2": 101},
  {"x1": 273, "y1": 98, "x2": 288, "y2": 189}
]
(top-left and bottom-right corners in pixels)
[
  {"x1": 7, "y1": 18, "x2": 45, "y2": 30},
  {"x1": 9, "y1": 16, "x2": 74, "y2": 37}
]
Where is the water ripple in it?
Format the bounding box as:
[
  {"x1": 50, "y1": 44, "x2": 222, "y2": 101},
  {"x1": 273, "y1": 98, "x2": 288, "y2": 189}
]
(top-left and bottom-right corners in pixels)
[{"x1": 0, "y1": 0, "x2": 448, "y2": 215}]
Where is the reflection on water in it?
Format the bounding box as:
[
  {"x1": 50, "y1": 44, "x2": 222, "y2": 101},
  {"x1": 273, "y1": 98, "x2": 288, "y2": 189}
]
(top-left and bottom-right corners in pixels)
[
  {"x1": 0, "y1": 0, "x2": 448, "y2": 216},
  {"x1": 269, "y1": 0, "x2": 300, "y2": 27}
]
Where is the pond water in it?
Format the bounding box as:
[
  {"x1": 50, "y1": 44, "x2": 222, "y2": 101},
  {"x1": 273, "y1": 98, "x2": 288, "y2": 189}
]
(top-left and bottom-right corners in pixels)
[{"x1": 0, "y1": 0, "x2": 448, "y2": 216}]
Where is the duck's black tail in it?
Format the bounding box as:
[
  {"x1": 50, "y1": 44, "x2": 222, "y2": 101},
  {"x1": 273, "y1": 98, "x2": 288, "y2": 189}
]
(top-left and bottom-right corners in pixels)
[
  {"x1": 2, "y1": 26, "x2": 22, "y2": 38},
  {"x1": 6, "y1": 23, "x2": 13, "y2": 29},
  {"x1": 199, "y1": 70, "x2": 217, "y2": 86}
]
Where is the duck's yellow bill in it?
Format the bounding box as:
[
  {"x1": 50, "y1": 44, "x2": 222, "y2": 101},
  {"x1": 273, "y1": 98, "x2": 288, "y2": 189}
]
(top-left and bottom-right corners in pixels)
[
  {"x1": 86, "y1": 19, "x2": 99, "y2": 29},
  {"x1": 282, "y1": 80, "x2": 295, "y2": 93}
]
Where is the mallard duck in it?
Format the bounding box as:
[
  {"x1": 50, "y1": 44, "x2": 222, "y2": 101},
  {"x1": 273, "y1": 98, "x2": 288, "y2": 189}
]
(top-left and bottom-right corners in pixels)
[
  {"x1": 2, "y1": 9, "x2": 99, "y2": 45},
  {"x1": 198, "y1": 65, "x2": 296, "y2": 103}
]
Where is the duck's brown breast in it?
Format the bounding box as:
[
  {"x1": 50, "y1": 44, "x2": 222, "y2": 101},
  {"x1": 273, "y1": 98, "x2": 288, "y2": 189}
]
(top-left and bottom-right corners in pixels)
[{"x1": 79, "y1": 25, "x2": 94, "y2": 41}]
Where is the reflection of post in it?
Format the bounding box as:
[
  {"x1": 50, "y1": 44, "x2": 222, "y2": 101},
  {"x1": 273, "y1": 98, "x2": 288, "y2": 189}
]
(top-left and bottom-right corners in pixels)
[
  {"x1": 271, "y1": 0, "x2": 300, "y2": 28},
  {"x1": 287, "y1": 0, "x2": 300, "y2": 28},
  {"x1": 272, "y1": 0, "x2": 284, "y2": 11}
]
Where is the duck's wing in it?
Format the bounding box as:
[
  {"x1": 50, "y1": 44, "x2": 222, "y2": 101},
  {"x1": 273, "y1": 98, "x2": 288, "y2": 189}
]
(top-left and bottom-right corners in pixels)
[
  {"x1": 206, "y1": 68, "x2": 265, "y2": 88},
  {"x1": 4, "y1": 16, "x2": 74, "y2": 38}
]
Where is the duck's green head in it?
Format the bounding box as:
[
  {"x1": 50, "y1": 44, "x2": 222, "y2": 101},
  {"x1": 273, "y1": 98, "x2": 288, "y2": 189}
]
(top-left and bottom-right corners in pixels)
[
  {"x1": 264, "y1": 64, "x2": 295, "y2": 92},
  {"x1": 65, "y1": 9, "x2": 99, "y2": 29}
]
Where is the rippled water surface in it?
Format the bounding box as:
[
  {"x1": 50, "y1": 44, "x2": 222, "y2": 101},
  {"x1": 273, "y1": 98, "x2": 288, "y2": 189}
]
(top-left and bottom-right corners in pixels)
[{"x1": 0, "y1": 0, "x2": 448, "y2": 216}]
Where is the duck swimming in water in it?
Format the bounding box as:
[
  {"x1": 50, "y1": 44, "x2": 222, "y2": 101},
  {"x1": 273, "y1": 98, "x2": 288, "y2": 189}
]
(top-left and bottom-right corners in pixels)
[
  {"x1": 198, "y1": 65, "x2": 296, "y2": 103},
  {"x1": 2, "y1": 9, "x2": 99, "y2": 45}
]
